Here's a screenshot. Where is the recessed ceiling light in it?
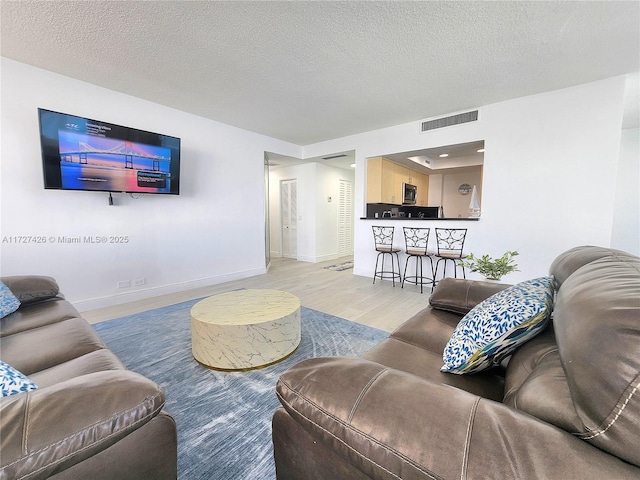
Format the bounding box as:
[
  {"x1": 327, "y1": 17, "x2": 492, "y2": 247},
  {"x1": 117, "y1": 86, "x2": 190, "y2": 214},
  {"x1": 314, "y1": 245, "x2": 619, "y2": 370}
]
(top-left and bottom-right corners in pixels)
[
  {"x1": 439, "y1": 153, "x2": 449, "y2": 158},
  {"x1": 350, "y1": 163, "x2": 356, "y2": 168},
  {"x1": 408, "y1": 156, "x2": 430, "y2": 165},
  {"x1": 477, "y1": 148, "x2": 485, "y2": 153}
]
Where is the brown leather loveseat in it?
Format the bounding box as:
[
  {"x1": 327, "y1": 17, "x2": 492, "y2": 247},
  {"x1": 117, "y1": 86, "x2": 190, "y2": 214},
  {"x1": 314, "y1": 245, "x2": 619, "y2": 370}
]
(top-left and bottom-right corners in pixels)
[
  {"x1": 273, "y1": 246, "x2": 640, "y2": 479},
  {"x1": 0, "y1": 276, "x2": 177, "y2": 479}
]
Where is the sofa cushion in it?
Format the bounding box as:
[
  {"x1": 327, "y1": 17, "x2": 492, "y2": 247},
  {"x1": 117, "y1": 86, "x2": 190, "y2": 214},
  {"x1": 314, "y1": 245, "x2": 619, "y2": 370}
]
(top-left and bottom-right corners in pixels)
[
  {"x1": 0, "y1": 298, "x2": 81, "y2": 338},
  {"x1": 0, "y1": 370, "x2": 165, "y2": 479},
  {"x1": 441, "y1": 277, "x2": 554, "y2": 374},
  {"x1": 0, "y1": 317, "x2": 106, "y2": 375},
  {"x1": 0, "y1": 360, "x2": 37, "y2": 397},
  {"x1": 503, "y1": 327, "x2": 584, "y2": 433},
  {"x1": 548, "y1": 245, "x2": 630, "y2": 288},
  {"x1": 362, "y1": 337, "x2": 505, "y2": 401},
  {"x1": 552, "y1": 252, "x2": 640, "y2": 467},
  {"x1": 29, "y1": 349, "x2": 125, "y2": 388},
  {"x1": 1, "y1": 276, "x2": 60, "y2": 305},
  {"x1": 429, "y1": 278, "x2": 510, "y2": 315},
  {"x1": 388, "y1": 306, "x2": 463, "y2": 355},
  {"x1": 0, "y1": 281, "x2": 21, "y2": 319},
  {"x1": 276, "y1": 356, "x2": 483, "y2": 480}
]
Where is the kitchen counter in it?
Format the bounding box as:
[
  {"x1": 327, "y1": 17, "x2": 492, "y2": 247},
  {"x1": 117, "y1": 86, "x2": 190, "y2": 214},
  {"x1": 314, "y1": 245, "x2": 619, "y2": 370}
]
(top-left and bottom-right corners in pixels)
[
  {"x1": 364, "y1": 203, "x2": 480, "y2": 221},
  {"x1": 360, "y1": 216, "x2": 479, "y2": 221}
]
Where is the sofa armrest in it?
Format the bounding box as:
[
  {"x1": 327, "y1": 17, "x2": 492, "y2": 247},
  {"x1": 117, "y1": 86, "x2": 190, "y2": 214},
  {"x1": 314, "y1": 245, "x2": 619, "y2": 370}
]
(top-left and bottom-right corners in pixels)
[
  {"x1": 429, "y1": 278, "x2": 510, "y2": 315},
  {"x1": 0, "y1": 370, "x2": 165, "y2": 480},
  {"x1": 276, "y1": 357, "x2": 640, "y2": 480},
  {"x1": 1, "y1": 275, "x2": 61, "y2": 305}
]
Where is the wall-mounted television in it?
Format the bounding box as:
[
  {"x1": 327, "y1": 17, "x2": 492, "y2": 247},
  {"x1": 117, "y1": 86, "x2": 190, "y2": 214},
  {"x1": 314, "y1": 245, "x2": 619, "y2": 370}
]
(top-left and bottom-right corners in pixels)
[{"x1": 38, "y1": 108, "x2": 181, "y2": 195}]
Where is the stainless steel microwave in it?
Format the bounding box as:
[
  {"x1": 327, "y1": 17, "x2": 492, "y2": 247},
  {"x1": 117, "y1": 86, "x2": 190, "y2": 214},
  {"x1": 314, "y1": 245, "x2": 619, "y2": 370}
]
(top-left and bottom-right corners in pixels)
[{"x1": 402, "y1": 183, "x2": 417, "y2": 205}]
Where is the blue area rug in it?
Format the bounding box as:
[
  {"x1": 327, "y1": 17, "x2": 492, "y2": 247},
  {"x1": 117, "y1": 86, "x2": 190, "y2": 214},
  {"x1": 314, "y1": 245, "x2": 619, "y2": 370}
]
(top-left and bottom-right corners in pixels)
[{"x1": 93, "y1": 297, "x2": 387, "y2": 479}]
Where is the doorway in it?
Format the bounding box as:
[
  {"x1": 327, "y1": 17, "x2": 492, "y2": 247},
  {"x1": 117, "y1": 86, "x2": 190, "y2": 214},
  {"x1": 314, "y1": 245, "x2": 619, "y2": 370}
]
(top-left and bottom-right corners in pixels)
[
  {"x1": 264, "y1": 154, "x2": 271, "y2": 268},
  {"x1": 280, "y1": 179, "x2": 298, "y2": 259}
]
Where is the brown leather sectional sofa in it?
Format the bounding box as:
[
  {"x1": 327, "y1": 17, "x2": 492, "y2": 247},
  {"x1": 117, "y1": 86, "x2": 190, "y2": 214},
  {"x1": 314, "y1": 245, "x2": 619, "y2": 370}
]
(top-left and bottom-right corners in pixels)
[
  {"x1": 273, "y1": 246, "x2": 640, "y2": 479},
  {"x1": 0, "y1": 276, "x2": 177, "y2": 479}
]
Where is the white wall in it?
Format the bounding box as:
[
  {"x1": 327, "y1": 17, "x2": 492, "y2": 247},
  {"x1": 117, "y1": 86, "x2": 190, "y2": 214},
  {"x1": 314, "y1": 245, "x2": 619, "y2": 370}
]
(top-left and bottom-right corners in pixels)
[
  {"x1": 2, "y1": 59, "x2": 633, "y2": 307},
  {"x1": 0, "y1": 59, "x2": 301, "y2": 310},
  {"x1": 314, "y1": 163, "x2": 355, "y2": 261},
  {"x1": 611, "y1": 127, "x2": 640, "y2": 255},
  {"x1": 268, "y1": 161, "x2": 355, "y2": 262},
  {"x1": 427, "y1": 160, "x2": 483, "y2": 217},
  {"x1": 303, "y1": 76, "x2": 631, "y2": 283},
  {"x1": 440, "y1": 168, "x2": 483, "y2": 218}
]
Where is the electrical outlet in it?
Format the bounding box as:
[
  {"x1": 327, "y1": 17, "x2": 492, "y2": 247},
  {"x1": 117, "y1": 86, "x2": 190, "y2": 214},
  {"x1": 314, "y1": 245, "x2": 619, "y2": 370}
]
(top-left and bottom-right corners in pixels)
[
  {"x1": 133, "y1": 278, "x2": 146, "y2": 287},
  {"x1": 117, "y1": 280, "x2": 131, "y2": 289}
]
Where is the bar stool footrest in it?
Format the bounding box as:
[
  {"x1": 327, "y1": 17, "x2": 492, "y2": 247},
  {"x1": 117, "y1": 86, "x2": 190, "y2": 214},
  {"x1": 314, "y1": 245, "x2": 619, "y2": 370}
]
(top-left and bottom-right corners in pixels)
[{"x1": 374, "y1": 270, "x2": 402, "y2": 281}]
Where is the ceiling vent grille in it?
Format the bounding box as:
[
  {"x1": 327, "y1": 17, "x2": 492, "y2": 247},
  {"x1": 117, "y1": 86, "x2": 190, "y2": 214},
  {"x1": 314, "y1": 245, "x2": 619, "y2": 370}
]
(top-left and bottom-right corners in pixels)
[{"x1": 421, "y1": 110, "x2": 478, "y2": 132}]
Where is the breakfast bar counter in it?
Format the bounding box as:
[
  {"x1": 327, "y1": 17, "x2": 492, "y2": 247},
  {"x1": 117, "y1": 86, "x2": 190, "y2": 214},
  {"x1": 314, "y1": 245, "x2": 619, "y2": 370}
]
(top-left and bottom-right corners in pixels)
[
  {"x1": 360, "y1": 217, "x2": 479, "y2": 221},
  {"x1": 364, "y1": 203, "x2": 479, "y2": 221}
]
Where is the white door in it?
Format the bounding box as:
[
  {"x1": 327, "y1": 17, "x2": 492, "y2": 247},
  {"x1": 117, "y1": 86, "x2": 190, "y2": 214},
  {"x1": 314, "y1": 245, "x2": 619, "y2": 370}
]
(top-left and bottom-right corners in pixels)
[
  {"x1": 338, "y1": 179, "x2": 353, "y2": 256},
  {"x1": 281, "y1": 179, "x2": 298, "y2": 258}
]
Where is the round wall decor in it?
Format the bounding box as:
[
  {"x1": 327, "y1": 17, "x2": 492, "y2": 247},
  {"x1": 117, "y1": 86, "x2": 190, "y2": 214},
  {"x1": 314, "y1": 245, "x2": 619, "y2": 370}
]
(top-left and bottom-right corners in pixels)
[{"x1": 458, "y1": 183, "x2": 472, "y2": 195}]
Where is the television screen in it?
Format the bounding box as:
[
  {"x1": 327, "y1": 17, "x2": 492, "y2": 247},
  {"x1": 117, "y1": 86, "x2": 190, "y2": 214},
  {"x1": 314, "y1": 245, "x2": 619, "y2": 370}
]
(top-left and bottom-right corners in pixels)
[{"x1": 38, "y1": 108, "x2": 181, "y2": 195}]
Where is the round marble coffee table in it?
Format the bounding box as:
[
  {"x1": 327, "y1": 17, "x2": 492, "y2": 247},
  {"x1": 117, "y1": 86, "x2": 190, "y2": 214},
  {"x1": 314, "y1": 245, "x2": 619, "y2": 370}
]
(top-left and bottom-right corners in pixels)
[{"x1": 191, "y1": 289, "x2": 301, "y2": 370}]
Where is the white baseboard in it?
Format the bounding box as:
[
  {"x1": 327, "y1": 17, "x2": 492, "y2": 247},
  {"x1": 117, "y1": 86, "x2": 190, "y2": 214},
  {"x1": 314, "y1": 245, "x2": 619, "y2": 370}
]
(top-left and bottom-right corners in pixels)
[
  {"x1": 297, "y1": 253, "x2": 350, "y2": 263},
  {"x1": 269, "y1": 252, "x2": 352, "y2": 263},
  {"x1": 353, "y1": 267, "x2": 372, "y2": 278},
  {"x1": 74, "y1": 266, "x2": 267, "y2": 312}
]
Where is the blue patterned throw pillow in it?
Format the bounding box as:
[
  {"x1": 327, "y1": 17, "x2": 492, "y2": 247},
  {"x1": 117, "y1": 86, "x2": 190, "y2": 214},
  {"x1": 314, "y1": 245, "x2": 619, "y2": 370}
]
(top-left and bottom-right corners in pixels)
[
  {"x1": 0, "y1": 281, "x2": 21, "y2": 319},
  {"x1": 0, "y1": 361, "x2": 37, "y2": 397},
  {"x1": 442, "y1": 277, "x2": 554, "y2": 374}
]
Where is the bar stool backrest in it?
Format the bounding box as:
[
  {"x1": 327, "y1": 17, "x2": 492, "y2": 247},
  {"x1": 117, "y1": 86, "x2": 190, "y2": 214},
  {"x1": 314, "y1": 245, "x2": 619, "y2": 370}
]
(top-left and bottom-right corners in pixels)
[
  {"x1": 372, "y1": 226, "x2": 395, "y2": 252},
  {"x1": 435, "y1": 228, "x2": 467, "y2": 258},
  {"x1": 403, "y1": 227, "x2": 430, "y2": 255}
]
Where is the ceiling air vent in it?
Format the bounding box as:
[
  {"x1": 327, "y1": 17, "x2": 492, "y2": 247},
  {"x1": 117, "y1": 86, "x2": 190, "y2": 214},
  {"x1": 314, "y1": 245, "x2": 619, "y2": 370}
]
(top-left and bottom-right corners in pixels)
[
  {"x1": 322, "y1": 154, "x2": 348, "y2": 160},
  {"x1": 421, "y1": 110, "x2": 478, "y2": 132}
]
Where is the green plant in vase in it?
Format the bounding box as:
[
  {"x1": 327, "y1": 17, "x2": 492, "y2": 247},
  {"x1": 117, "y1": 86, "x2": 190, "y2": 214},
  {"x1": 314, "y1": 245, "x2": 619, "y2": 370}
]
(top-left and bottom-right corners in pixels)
[{"x1": 459, "y1": 250, "x2": 519, "y2": 281}]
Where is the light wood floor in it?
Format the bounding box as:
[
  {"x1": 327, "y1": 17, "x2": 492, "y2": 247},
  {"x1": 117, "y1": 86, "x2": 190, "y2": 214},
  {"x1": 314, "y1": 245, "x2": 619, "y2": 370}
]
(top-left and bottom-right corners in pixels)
[{"x1": 83, "y1": 256, "x2": 431, "y2": 332}]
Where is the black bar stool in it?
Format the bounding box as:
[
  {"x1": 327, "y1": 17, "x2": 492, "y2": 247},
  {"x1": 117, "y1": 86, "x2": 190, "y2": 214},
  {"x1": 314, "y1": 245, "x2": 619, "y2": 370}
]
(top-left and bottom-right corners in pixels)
[
  {"x1": 432, "y1": 228, "x2": 468, "y2": 286},
  {"x1": 372, "y1": 226, "x2": 401, "y2": 286},
  {"x1": 401, "y1": 227, "x2": 434, "y2": 294}
]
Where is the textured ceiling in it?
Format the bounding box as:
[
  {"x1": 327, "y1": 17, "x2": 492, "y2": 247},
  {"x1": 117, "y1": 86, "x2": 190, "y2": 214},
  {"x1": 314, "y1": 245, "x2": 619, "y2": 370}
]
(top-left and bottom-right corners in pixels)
[{"x1": 1, "y1": 1, "x2": 639, "y2": 145}]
